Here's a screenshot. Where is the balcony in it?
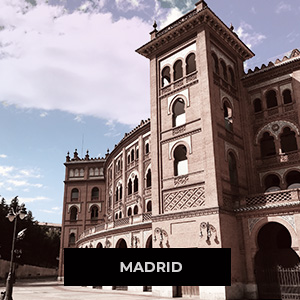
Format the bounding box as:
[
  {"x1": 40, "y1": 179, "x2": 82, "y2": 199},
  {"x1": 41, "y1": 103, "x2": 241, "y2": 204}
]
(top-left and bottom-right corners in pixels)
[
  {"x1": 257, "y1": 150, "x2": 300, "y2": 169},
  {"x1": 78, "y1": 212, "x2": 152, "y2": 242},
  {"x1": 160, "y1": 71, "x2": 198, "y2": 97},
  {"x1": 235, "y1": 189, "x2": 300, "y2": 212}
]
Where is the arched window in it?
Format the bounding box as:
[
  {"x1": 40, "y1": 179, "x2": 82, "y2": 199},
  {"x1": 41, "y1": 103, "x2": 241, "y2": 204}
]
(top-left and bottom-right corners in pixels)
[
  {"x1": 174, "y1": 145, "x2": 188, "y2": 176},
  {"x1": 128, "y1": 207, "x2": 132, "y2": 216},
  {"x1": 220, "y1": 60, "x2": 228, "y2": 81},
  {"x1": 228, "y1": 152, "x2": 238, "y2": 186},
  {"x1": 119, "y1": 211, "x2": 122, "y2": 219},
  {"x1": 228, "y1": 67, "x2": 235, "y2": 87},
  {"x1": 128, "y1": 178, "x2": 132, "y2": 195},
  {"x1": 286, "y1": 171, "x2": 300, "y2": 189},
  {"x1": 134, "y1": 175, "x2": 138, "y2": 193},
  {"x1": 280, "y1": 127, "x2": 298, "y2": 153},
  {"x1": 223, "y1": 101, "x2": 233, "y2": 131},
  {"x1": 91, "y1": 187, "x2": 99, "y2": 200},
  {"x1": 260, "y1": 132, "x2": 276, "y2": 157},
  {"x1": 212, "y1": 53, "x2": 219, "y2": 74},
  {"x1": 116, "y1": 187, "x2": 119, "y2": 202},
  {"x1": 172, "y1": 98, "x2": 186, "y2": 127},
  {"x1": 264, "y1": 174, "x2": 281, "y2": 192},
  {"x1": 69, "y1": 233, "x2": 75, "y2": 246},
  {"x1": 131, "y1": 149, "x2": 134, "y2": 162},
  {"x1": 266, "y1": 90, "x2": 278, "y2": 108},
  {"x1": 70, "y1": 206, "x2": 78, "y2": 221},
  {"x1": 136, "y1": 148, "x2": 139, "y2": 159},
  {"x1": 254, "y1": 98, "x2": 262, "y2": 113},
  {"x1": 71, "y1": 188, "x2": 79, "y2": 201},
  {"x1": 91, "y1": 206, "x2": 98, "y2": 220},
  {"x1": 173, "y1": 60, "x2": 183, "y2": 81},
  {"x1": 145, "y1": 143, "x2": 150, "y2": 154},
  {"x1": 133, "y1": 205, "x2": 138, "y2": 215},
  {"x1": 283, "y1": 89, "x2": 292, "y2": 104},
  {"x1": 162, "y1": 66, "x2": 171, "y2": 87},
  {"x1": 119, "y1": 184, "x2": 123, "y2": 200},
  {"x1": 146, "y1": 169, "x2": 151, "y2": 188},
  {"x1": 146, "y1": 201, "x2": 152, "y2": 212},
  {"x1": 186, "y1": 53, "x2": 196, "y2": 75}
]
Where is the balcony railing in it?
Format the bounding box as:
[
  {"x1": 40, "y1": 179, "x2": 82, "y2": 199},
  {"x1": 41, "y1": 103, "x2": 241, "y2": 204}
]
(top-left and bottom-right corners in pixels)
[
  {"x1": 257, "y1": 150, "x2": 300, "y2": 168},
  {"x1": 236, "y1": 189, "x2": 300, "y2": 212},
  {"x1": 78, "y1": 212, "x2": 152, "y2": 241}
]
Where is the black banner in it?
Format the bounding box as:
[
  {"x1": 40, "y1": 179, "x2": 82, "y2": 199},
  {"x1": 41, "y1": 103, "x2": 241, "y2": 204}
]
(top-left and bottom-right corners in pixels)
[{"x1": 64, "y1": 248, "x2": 231, "y2": 286}]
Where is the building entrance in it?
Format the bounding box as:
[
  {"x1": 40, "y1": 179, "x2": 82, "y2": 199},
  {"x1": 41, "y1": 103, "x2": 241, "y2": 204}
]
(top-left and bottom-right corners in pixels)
[
  {"x1": 254, "y1": 222, "x2": 300, "y2": 299},
  {"x1": 175, "y1": 286, "x2": 199, "y2": 297}
]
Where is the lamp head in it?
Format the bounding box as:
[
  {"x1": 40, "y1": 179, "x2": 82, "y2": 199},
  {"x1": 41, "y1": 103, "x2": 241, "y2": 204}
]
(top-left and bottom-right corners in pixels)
[
  {"x1": 7, "y1": 209, "x2": 16, "y2": 222},
  {"x1": 19, "y1": 203, "x2": 27, "y2": 220}
]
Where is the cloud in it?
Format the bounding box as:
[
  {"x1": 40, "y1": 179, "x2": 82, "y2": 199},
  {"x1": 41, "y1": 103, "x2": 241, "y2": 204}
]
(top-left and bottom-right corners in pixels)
[
  {"x1": 0, "y1": 154, "x2": 8, "y2": 158},
  {"x1": 0, "y1": 0, "x2": 151, "y2": 126},
  {"x1": 236, "y1": 21, "x2": 266, "y2": 49},
  {"x1": 18, "y1": 196, "x2": 49, "y2": 203},
  {"x1": 0, "y1": 166, "x2": 14, "y2": 177},
  {"x1": 275, "y1": 1, "x2": 292, "y2": 14},
  {"x1": 40, "y1": 112, "x2": 48, "y2": 117},
  {"x1": 159, "y1": 7, "x2": 183, "y2": 29}
]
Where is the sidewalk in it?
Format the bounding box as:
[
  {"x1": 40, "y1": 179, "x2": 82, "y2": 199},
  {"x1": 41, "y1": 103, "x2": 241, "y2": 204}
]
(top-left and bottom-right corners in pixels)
[{"x1": 0, "y1": 280, "x2": 185, "y2": 300}]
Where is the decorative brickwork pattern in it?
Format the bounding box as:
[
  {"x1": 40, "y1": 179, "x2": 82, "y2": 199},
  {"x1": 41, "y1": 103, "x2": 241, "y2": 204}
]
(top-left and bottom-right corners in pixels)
[{"x1": 163, "y1": 186, "x2": 205, "y2": 212}]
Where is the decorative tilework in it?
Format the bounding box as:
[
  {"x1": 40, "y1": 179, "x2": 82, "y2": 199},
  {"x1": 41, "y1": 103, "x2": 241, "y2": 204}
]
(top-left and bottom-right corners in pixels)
[{"x1": 163, "y1": 186, "x2": 205, "y2": 212}]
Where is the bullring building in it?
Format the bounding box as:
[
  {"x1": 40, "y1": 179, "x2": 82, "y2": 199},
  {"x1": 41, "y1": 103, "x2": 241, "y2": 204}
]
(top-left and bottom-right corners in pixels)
[{"x1": 58, "y1": 1, "x2": 300, "y2": 299}]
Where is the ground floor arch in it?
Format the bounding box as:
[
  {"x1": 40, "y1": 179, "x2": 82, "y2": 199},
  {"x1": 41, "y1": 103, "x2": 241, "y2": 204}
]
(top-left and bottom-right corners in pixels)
[
  {"x1": 254, "y1": 222, "x2": 300, "y2": 299},
  {"x1": 115, "y1": 238, "x2": 127, "y2": 248}
]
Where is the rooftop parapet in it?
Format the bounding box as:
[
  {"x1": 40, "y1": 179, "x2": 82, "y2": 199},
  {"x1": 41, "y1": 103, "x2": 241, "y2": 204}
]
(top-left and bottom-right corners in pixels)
[{"x1": 245, "y1": 48, "x2": 300, "y2": 76}]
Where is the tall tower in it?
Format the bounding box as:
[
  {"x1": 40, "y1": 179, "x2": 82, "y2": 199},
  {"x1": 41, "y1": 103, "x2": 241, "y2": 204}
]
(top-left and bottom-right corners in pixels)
[{"x1": 137, "y1": 1, "x2": 254, "y2": 297}]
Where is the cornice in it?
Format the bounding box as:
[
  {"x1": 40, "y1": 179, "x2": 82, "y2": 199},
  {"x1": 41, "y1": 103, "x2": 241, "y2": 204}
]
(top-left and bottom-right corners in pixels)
[{"x1": 136, "y1": 6, "x2": 253, "y2": 61}]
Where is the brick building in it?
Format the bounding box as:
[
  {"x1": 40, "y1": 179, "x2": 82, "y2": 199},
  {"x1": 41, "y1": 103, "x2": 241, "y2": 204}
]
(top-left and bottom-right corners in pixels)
[{"x1": 59, "y1": 1, "x2": 300, "y2": 299}]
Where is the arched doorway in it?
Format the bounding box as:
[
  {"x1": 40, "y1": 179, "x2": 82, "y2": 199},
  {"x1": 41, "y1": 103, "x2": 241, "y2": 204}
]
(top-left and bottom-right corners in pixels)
[
  {"x1": 254, "y1": 222, "x2": 300, "y2": 299},
  {"x1": 145, "y1": 235, "x2": 152, "y2": 248},
  {"x1": 116, "y1": 238, "x2": 127, "y2": 248}
]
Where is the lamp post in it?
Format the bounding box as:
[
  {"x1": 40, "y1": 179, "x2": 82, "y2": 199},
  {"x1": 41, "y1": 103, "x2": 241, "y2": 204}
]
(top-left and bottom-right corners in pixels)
[{"x1": 4, "y1": 202, "x2": 27, "y2": 300}]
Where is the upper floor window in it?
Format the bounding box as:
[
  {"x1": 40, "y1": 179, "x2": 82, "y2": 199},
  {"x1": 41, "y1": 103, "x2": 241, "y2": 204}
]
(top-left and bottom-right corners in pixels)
[
  {"x1": 266, "y1": 90, "x2": 278, "y2": 108},
  {"x1": 146, "y1": 169, "x2": 151, "y2": 188},
  {"x1": 172, "y1": 98, "x2": 185, "y2": 127},
  {"x1": 228, "y1": 152, "x2": 238, "y2": 186},
  {"x1": 71, "y1": 188, "x2": 79, "y2": 201},
  {"x1": 174, "y1": 145, "x2": 188, "y2": 176},
  {"x1": 220, "y1": 60, "x2": 228, "y2": 81},
  {"x1": 162, "y1": 66, "x2": 171, "y2": 87},
  {"x1": 91, "y1": 206, "x2": 99, "y2": 220},
  {"x1": 91, "y1": 187, "x2": 99, "y2": 200},
  {"x1": 70, "y1": 206, "x2": 78, "y2": 221},
  {"x1": 260, "y1": 132, "x2": 276, "y2": 157},
  {"x1": 133, "y1": 175, "x2": 138, "y2": 193},
  {"x1": 283, "y1": 89, "x2": 292, "y2": 104},
  {"x1": 264, "y1": 174, "x2": 281, "y2": 192},
  {"x1": 173, "y1": 60, "x2": 183, "y2": 81},
  {"x1": 212, "y1": 53, "x2": 219, "y2": 74},
  {"x1": 228, "y1": 67, "x2": 235, "y2": 87},
  {"x1": 186, "y1": 53, "x2": 196, "y2": 75},
  {"x1": 254, "y1": 98, "x2": 262, "y2": 113},
  {"x1": 69, "y1": 233, "x2": 75, "y2": 246},
  {"x1": 145, "y1": 142, "x2": 150, "y2": 154},
  {"x1": 286, "y1": 170, "x2": 300, "y2": 189},
  {"x1": 131, "y1": 149, "x2": 135, "y2": 162},
  {"x1": 280, "y1": 127, "x2": 298, "y2": 153},
  {"x1": 223, "y1": 101, "x2": 233, "y2": 131},
  {"x1": 128, "y1": 178, "x2": 132, "y2": 195}
]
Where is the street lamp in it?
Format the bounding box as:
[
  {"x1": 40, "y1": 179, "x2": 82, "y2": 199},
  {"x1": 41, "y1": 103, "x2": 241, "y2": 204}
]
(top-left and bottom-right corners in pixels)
[{"x1": 4, "y1": 202, "x2": 27, "y2": 300}]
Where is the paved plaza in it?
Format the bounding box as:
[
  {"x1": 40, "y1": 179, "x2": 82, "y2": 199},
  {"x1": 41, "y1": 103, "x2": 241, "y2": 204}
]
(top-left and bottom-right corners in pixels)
[{"x1": 0, "y1": 280, "x2": 170, "y2": 300}]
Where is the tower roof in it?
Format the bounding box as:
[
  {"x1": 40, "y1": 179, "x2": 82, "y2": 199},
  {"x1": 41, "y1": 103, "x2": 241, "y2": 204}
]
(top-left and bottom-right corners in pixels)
[{"x1": 136, "y1": 1, "x2": 254, "y2": 61}]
